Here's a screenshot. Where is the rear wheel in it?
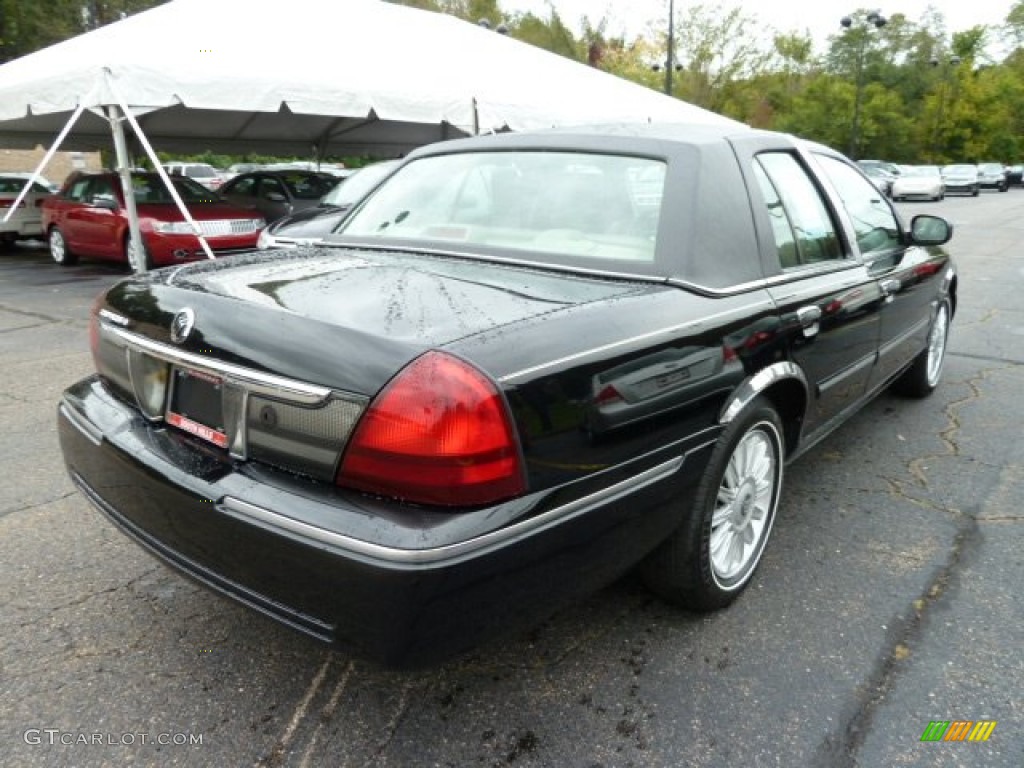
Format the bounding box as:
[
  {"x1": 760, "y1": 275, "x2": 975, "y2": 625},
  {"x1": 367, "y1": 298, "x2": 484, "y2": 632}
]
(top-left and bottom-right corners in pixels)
[
  {"x1": 894, "y1": 300, "x2": 950, "y2": 398},
  {"x1": 48, "y1": 227, "x2": 77, "y2": 266},
  {"x1": 0, "y1": 232, "x2": 17, "y2": 250},
  {"x1": 641, "y1": 396, "x2": 784, "y2": 611}
]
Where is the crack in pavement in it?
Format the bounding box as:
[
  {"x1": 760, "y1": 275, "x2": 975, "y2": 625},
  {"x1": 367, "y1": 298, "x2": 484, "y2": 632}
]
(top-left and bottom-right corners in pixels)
[
  {"x1": 812, "y1": 514, "x2": 981, "y2": 768},
  {"x1": 890, "y1": 364, "x2": 1012, "y2": 499},
  {"x1": 359, "y1": 677, "x2": 416, "y2": 768},
  {"x1": 814, "y1": 365, "x2": 1010, "y2": 766},
  {"x1": 10, "y1": 565, "x2": 164, "y2": 626},
  {"x1": 0, "y1": 490, "x2": 77, "y2": 520},
  {"x1": 0, "y1": 303, "x2": 70, "y2": 325}
]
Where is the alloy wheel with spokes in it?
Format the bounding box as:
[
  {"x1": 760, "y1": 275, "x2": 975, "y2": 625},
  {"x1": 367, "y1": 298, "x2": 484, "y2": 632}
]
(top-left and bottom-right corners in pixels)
[
  {"x1": 640, "y1": 396, "x2": 784, "y2": 611},
  {"x1": 709, "y1": 427, "x2": 779, "y2": 586},
  {"x1": 48, "y1": 227, "x2": 77, "y2": 266},
  {"x1": 894, "y1": 299, "x2": 951, "y2": 398},
  {"x1": 925, "y1": 302, "x2": 949, "y2": 387}
]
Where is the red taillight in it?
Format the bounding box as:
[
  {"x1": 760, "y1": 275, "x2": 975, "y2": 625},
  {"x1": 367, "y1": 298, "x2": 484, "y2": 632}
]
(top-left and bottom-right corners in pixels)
[
  {"x1": 594, "y1": 384, "x2": 623, "y2": 405},
  {"x1": 0, "y1": 198, "x2": 22, "y2": 209},
  {"x1": 338, "y1": 351, "x2": 524, "y2": 507}
]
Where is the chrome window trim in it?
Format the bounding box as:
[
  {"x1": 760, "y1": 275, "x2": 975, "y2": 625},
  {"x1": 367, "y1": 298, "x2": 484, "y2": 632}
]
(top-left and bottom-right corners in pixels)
[
  {"x1": 103, "y1": 324, "x2": 334, "y2": 406},
  {"x1": 220, "y1": 452, "x2": 695, "y2": 567},
  {"x1": 719, "y1": 361, "x2": 808, "y2": 424}
]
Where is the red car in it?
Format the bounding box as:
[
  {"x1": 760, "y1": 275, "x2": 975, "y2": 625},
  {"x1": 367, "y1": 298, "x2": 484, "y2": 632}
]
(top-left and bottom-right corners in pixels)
[{"x1": 42, "y1": 171, "x2": 265, "y2": 268}]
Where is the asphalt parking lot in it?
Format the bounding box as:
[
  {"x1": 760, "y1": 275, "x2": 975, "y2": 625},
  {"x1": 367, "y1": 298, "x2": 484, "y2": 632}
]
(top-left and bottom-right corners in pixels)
[{"x1": 2, "y1": 190, "x2": 1022, "y2": 767}]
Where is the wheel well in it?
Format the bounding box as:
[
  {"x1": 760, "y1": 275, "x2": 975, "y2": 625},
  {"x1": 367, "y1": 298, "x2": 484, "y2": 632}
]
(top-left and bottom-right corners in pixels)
[{"x1": 760, "y1": 379, "x2": 806, "y2": 457}]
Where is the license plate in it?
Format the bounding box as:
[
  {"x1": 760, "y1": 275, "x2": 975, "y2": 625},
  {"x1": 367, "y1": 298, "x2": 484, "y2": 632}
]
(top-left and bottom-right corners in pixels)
[{"x1": 166, "y1": 368, "x2": 228, "y2": 448}]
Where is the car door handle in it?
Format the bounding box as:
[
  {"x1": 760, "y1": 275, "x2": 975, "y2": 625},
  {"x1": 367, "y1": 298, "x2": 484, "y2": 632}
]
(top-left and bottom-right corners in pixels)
[
  {"x1": 797, "y1": 305, "x2": 822, "y2": 338},
  {"x1": 880, "y1": 278, "x2": 901, "y2": 302}
]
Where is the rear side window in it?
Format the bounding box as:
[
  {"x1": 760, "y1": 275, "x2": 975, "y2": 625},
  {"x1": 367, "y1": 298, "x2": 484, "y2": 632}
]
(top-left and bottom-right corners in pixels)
[{"x1": 752, "y1": 152, "x2": 842, "y2": 269}]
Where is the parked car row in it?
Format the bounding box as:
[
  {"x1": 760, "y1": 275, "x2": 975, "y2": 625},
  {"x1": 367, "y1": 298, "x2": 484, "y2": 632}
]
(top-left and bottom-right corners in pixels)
[
  {"x1": 2, "y1": 162, "x2": 393, "y2": 265},
  {"x1": 857, "y1": 159, "x2": 1019, "y2": 202}
]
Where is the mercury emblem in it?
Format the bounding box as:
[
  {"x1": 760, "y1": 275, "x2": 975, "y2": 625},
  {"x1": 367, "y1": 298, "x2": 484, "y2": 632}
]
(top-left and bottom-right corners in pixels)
[{"x1": 170, "y1": 308, "x2": 196, "y2": 344}]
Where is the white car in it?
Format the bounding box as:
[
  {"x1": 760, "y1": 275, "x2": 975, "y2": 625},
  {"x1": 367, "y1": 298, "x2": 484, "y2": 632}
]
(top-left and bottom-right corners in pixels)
[
  {"x1": 891, "y1": 165, "x2": 945, "y2": 202},
  {"x1": 162, "y1": 162, "x2": 225, "y2": 191},
  {"x1": 0, "y1": 174, "x2": 52, "y2": 246}
]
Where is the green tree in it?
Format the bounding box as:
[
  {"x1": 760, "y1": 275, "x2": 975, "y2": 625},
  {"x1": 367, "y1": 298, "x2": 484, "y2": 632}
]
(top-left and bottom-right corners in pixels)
[
  {"x1": 1, "y1": 0, "x2": 167, "y2": 63},
  {"x1": 669, "y1": 3, "x2": 774, "y2": 112}
]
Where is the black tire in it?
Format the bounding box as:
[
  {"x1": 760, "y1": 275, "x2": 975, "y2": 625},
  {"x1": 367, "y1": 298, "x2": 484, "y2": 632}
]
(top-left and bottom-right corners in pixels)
[
  {"x1": 48, "y1": 226, "x2": 77, "y2": 266},
  {"x1": 124, "y1": 234, "x2": 153, "y2": 270},
  {"x1": 893, "y1": 299, "x2": 951, "y2": 398},
  {"x1": 0, "y1": 232, "x2": 18, "y2": 250},
  {"x1": 972, "y1": 188, "x2": 979, "y2": 197},
  {"x1": 640, "y1": 396, "x2": 785, "y2": 611}
]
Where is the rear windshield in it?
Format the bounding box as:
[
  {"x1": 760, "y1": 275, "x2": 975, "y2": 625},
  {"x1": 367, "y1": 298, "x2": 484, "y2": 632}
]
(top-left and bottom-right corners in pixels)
[
  {"x1": 0, "y1": 177, "x2": 50, "y2": 195},
  {"x1": 279, "y1": 172, "x2": 337, "y2": 200},
  {"x1": 184, "y1": 164, "x2": 217, "y2": 178},
  {"x1": 338, "y1": 151, "x2": 667, "y2": 266}
]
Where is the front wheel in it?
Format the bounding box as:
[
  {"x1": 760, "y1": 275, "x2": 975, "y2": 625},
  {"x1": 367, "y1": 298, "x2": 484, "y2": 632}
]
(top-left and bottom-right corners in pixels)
[
  {"x1": 124, "y1": 234, "x2": 152, "y2": 270},
  {"x1": 893, "y1": 300, "x2": 951, "y2": 398},
  {"x1": 48, "y1": 227, "x2": 77, "y2": 266},
  {"x1": 640, "y1": 396, "x2": 784, "y2": 611}
]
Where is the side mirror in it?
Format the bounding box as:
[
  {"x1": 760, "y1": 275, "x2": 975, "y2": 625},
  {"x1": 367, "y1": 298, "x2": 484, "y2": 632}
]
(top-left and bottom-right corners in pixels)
[
  {"x1": 265, "y1": 192, "x2": 287, "y2": 203},
  {"x1": 908, "y1": 214, "x2": 953, "y2": 246},
  {"x1": 91, "y1": 196, "x2": 118, "y2": 211}
]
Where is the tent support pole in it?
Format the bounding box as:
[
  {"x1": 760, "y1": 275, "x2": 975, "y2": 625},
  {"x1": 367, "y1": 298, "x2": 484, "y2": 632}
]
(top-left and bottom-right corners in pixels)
[
  {"x1": 105, "y1": 74, "x2": 217, "y2": 264},
  {"x1": 107, "y1": 105, "x2": 147, "y2": 274}
]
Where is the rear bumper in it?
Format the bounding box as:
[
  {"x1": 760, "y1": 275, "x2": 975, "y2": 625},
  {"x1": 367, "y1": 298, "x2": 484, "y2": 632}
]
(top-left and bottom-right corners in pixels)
[
  {"x1": 59, "y1": 376, "x2": 709, "y2": 666},
  {"x1": 0, "y1": 215, "x2": 43, "y2": 237}
]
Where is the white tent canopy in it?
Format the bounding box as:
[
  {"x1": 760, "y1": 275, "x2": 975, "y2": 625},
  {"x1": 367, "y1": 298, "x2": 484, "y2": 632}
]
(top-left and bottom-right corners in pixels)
[{"x1": 0, "y1": 0, "x2": 742, "y2": 157}]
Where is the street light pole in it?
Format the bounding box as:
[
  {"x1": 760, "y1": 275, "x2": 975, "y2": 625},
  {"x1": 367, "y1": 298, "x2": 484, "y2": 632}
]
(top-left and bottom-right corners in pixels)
[
  {"x1": 840, "y1": 10, "x2": 887, "y2": 159},
  {"x1": 652, "y1": 0, "x2": 680, "y2": 95},
  {"x1": 665, "y1": 0, "x2": 675, "y2": 95}
]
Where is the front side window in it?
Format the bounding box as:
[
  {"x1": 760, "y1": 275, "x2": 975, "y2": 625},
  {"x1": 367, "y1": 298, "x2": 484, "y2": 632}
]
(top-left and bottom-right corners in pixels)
[
  {"x1": 66, "y1": 178, "x2": 92, "y2": 202},
  {"x1": 259, "y1": 177, "x2": 287, "y2": 199},
  {"x1": 753, "y1": 152, "x2": 842, "y2": 268},
  {"x1": 339, "y1": 151, "x2": 666, "y2": 265},
  {"x1": 814, "y1": 154, "x2": 900, "y2": 257},
  {"x1": 87, "y1": 177, "x2": 117, "y2": 206},
  {"x1": 226, "y1": 176, "x2": 256, "y2": 197}
]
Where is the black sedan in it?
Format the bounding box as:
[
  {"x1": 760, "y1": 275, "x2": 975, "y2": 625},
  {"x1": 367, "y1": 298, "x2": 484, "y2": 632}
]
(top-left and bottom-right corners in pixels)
[
  {"x1": 257, "y1": 160, "x2": 400, "y2": 249},
  {"x1": 218, "y1": 169, "x2": 341, "y2": 223},
  {"x1": 58, "y1": 125, "x2": 957, "y2": 667}
]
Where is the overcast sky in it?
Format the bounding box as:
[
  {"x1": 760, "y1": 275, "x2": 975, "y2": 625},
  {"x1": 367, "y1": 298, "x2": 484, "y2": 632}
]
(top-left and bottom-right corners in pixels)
[{"x1": 501, "y1": 0, "x2": 1016, "y2": 52}]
